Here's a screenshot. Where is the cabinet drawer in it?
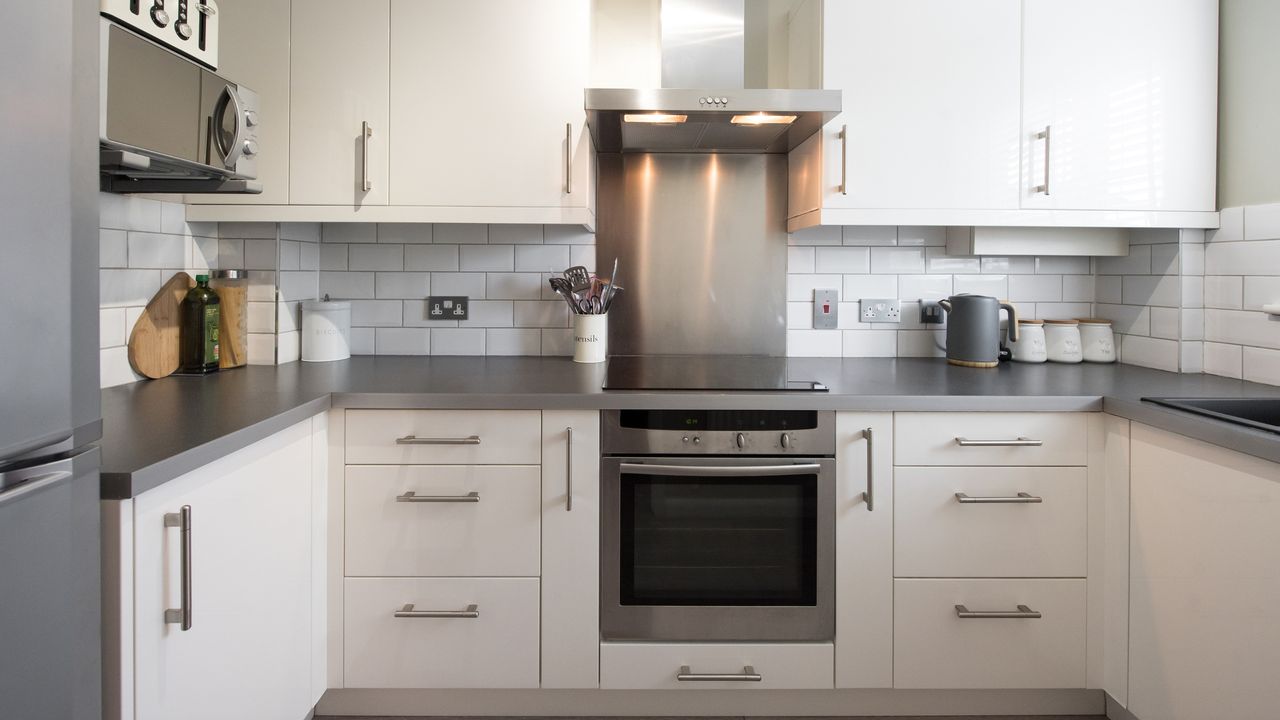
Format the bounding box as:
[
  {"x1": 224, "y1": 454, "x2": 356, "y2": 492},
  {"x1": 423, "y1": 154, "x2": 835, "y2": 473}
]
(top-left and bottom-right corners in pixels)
[
  {"x1": 345, "y1": 465, "x2": 540, "y2": 577},
  {"x1": 345, "y1": 410, "x2": 541, "y2": 465},
  {"x1": 343, "y1": 577, "x2": 539, "y2": 688},
  {"x1": 894, "y1": 467, "x2": 1087, "y2": 578},
  {"x1": 894, "y1": 413, "x2": 1087, "y2": 466},
  {"x1": 893, "y1": 579, "x2": 1086, "y2": 689},
  {"x1": 600, "y1": 642, "x2": 833, "y2": 690}
]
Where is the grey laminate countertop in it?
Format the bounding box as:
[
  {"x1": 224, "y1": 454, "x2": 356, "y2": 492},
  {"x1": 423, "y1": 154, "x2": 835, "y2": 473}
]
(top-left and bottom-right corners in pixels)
[{"x1": 98, "y1": 356, "x2": 1280, "y2": 498}]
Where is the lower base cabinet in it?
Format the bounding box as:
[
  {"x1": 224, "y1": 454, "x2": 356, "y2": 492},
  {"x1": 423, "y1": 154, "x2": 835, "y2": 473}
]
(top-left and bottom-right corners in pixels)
[
  {"x1": 600, "y1": 643, "x2": 835, "y2": 690},
  {"x1": 343, "y1": 577, "x2": 541, "y2": 689},
  {"x1": 893, "y1": 579, "x2": 1087, "y2": 689}
]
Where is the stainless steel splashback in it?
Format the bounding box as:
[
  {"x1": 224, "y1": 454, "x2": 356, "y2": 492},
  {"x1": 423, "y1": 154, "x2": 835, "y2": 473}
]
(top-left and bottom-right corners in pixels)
[{"x1": 597, "y1": 152, "x2": 787, "y2": 356}]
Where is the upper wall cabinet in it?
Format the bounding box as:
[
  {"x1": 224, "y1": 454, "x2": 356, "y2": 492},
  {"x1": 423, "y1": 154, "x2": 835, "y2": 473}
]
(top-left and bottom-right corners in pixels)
[
  {"x1": 789, "y1": 0, "x2": 1220, "y2": 231},
  {"x1": 188, "y1": 0, "x2": 594, "y2": 227},
  {"x1": 389, "y1": 0, "x2": 591, "y2": 212}
]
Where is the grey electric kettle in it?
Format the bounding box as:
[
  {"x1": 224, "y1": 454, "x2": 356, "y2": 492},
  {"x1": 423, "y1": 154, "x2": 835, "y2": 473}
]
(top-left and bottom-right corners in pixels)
[{"x1": 937, "y1": 294, "x2": 1019, "y2": 368}]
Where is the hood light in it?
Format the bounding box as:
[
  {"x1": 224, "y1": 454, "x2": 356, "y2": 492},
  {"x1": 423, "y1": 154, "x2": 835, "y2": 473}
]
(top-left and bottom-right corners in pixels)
[
  {"x1": 623, "y1": 113, "x2": 688, "y2": 124},
  {"x1": 730, "y1": 113, "x2": 798, "y2": 125}
]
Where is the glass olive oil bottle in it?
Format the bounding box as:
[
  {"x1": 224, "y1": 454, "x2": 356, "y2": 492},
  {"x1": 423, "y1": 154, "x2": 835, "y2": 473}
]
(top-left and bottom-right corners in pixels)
[{"x1": 179, "y1": 274, "x2": 221, "y2": 374}]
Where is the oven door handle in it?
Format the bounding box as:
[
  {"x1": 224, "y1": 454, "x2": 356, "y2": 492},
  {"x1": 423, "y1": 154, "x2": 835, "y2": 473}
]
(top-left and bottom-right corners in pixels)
[{"x1": 619, "y1": 462, "x2": 822, "y2": 478}]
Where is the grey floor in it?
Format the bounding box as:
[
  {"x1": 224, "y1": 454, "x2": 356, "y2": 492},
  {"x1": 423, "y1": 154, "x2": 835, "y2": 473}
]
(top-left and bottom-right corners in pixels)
[{"x1": 314, "y1": 716, "x2": 1107, "y2": 719}]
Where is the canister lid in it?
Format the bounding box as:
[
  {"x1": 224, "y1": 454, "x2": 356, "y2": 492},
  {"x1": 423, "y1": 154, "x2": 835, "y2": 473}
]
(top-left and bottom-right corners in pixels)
[
  {"x1": 1017, "y1": 319, "x2": 1045, "y2": 325},
  {"x1": 1043, "y1": 318, "x2": 1080, "y2": 325},
  {"x1": 303, "y1": 299, "x2": 351, "y2": 311},
  {"x1": 211, "y1": 269, "x2": 246, "y2": 279},
  {"x1": 1075, "y1": 318, "x2": 1113, "y2": 325}
]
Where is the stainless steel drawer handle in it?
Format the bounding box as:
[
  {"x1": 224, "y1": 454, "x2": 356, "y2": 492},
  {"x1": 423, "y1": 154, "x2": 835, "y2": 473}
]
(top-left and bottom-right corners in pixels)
[
  {"x1": 620, "y1": 462, "x2": 822, "y2": 478},
  {"x1": 361, "y1": 121, "x2": 373, "y2": 193},
  {"x1": 394, "y1": 603, "x2": 479, "y2": 619},
  {"x1": 955, "y1": 492, "x2": 1043, "y2": 504},
  {"x1": 676, "y1": 665, "x2": 762, "y2": 682},
  {"x1": 564, "y1": 122, "x2": 573, "y2": 194},
  {"x1": 565, "y1": 426, "x2": 574, "y2": 512},
  {"x1": 395, "y1": 434, "x2": 481, "y2": 445},
  {"x1": 838, "y1": 124, "x2": 848, "y2": 195},
  {"x1": 396, "y1": 491, "x2": 480, "y2": 503},
  {"x1": 861, "y1": 426, "x2": 874, "y2": 512},
  {"x1": 954, "y1": 437, "x2": 1043, "y2": 447},
  {"x1": 163, "y1": 505, "x2": 193, "y2": 631},
  {"x1": 1033, "y1": 125, "x2": 1051, "y2": 195},
  {"x1": 955, "y1": 604, "x2": 1042, "y2": 619}
]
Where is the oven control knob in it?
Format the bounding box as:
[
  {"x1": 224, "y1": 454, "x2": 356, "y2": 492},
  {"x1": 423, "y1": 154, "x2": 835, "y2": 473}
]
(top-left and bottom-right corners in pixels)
[
  {"x1": 736, "y1": 433, "x2": 746, "y2": 449},
  {"x1": 781, "y1": 433, "x2": 791, "y2": 449},
  {"x1": 682, "y1": 435, "x2": 689, "y2": 443},
  {"x1": 242, "y1": 139, "x2": 259, "y2": 157},
  {"x1": 692, "y1": 436, "x2": 701, "y2": 445}
]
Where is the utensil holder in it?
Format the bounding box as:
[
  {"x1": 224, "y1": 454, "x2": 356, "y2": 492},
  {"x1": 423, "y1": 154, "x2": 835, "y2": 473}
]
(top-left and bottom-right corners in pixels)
[{"x1": 573, "y1": 313, "x2": 608, "y2": 364}]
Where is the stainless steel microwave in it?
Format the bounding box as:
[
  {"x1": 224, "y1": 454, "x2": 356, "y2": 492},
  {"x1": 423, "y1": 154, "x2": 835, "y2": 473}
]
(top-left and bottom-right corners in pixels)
[{"x1": 99, "y1": 20, "x2": 261, "y2": 193}]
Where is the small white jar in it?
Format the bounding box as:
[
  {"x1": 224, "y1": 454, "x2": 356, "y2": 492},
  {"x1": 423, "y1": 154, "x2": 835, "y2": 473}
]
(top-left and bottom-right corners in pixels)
[
  {"x1": 301, "y1": 300, "x2": 352, "y2": 362},
  {"x1": 573, "y1": 313, "x2": 608, "y2": 363},
  {"x1": 1078, "y1": 318, "x2": 1117, "y2": 363},
  {"x1": 1009, "y1": 319, "x2": 1047, "y2": 363},
  {"x1": 1044, "y1": 319, "x2": 1083, "y2": 364}
]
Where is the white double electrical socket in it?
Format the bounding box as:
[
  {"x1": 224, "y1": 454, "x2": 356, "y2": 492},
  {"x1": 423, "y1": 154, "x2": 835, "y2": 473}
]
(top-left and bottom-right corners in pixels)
[{"x1": 860, "y1": 298, "x2": 901, "y2": 323}]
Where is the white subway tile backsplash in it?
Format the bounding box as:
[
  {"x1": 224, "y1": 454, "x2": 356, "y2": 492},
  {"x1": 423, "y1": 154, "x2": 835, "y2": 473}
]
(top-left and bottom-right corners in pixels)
[
  {"x1": 1242, "y1": 276, "x2": 1280, "y2": 311},
  {"x1": 1122, "y1": 275, "x2": 1180, "y2": 308},
  {"x1": 431, "y1": 328, "x2": 485, "y2": 355},
  {"x1": 925, "y1": 249, "x2": 980, "y2": 274},
  {"x1": 843, "y1": 226, "x2": 896, "y2": 246},
  {"x1": 100, "y1": 346, "x2": 140, "y2": 388},
  {"x1": 980, "y1": 256, "x2": 1035, "y2": 274},
  {"x1": 1204, "y1": 275, "x2": 1243, "y2": 310},
  {"x1": 375, "y1": 327, "x2": 431, "y2": 355},
  {"x1": 1180, "y1": 341, "x2": 1204, "y2": 374},
  {"x1": 374, "y1": 272, "x2": 430, "y2": 300},
  {"x1": 126, "y1": 232, "x2": 186, "y2": 269},
  {"x1": 1120, "y1": 335, "x2": 1180, "y2": 372},
  {"x1": 100, "y1": 308, "x2": 126, "y2": 349},
  {"x1": 1150, "y1": 307, "x2": 1181, "y2": 340},
  {"x1": 786, "y1": 302, "x2": 812, "y2": 329},
  {"x1": 541, "y1": 328, "x2": 573, "y2": 355},
  {"x1": 277, "y1": 331, "x2": 301, "y2": 364},
  {"x1": 1009, "y1": 274, "x2": 1062, "y2": 302},
  {"x1": 1205, "y1": 308, "x2": 1280, "y2": 350},
  {"x1": 842, "y1": 330, "x2": 897, "y2": 357},
  {"x1": 896, "y1": 226, "x2": 946, "y2": 247},
  {"x1": 544, "y1": 225, "x2": 595, "y2": 245},
  {"x1": 1095, "y1": 275, "x2": 1122, "y2": 304},
  {"x1": 814, "y1": 247, "x2": 870, "y2": 274},
  {"x1": 1211, "y1": 206, "x2": 1244, "y2": 243},
  {"x1": 1095, "y1": 304, "x2": 1151, "y2": 336},
  {"x1": 376, "y1": 223, "x2": 433, "y2": 244},
  {"x1": 1035, "y1": 256, "x2": 1091, "y2": 275},
  {"x1": 100, "y1": 193, "x2": 162, "y2": 232},
  {"x1": 1150, "y1": 243, "x2": 1180, "y2": 275},
  {"x1": 248, "y1": 300, "x2": 276, "y2": 334},
  {"x1": 514, "y1": 244, "x2": 571, "y2": 272},
  {"x1": 433, "y1": 224, "x2": 487, "y2": 245},
  {"x1": 489, "y1": 224, "x2": 544, "y2": 245},
  {"x1": 789, "y1": 225, "x2": 842, "y2": 246},
  {"x1": 349, "y1": 244, "x2": 404, "y2": 271},
  {"x1": 1244, "y1": 202, "x2": 1280, "y2": 241},
  {"x1": 299, "y1": 241, "x2": 320, "y2": 271},
  {"x1": 486, "y1": 272, "x2": 543, "y2": 300},
  {"x1": 1181, "y1": 308, "x2": 1204, "y2": 341},
  {"x1": 896, "y1": 329, "x2": 946, "y2": 358},
  {"x1": 100, "y1": 269, "x2": 163, "y2": 308},
  {"x1": 219, "y1": 238, "x2": 246, "y2": 268},
  {"x1": 1205, "y1": 239, "x2": 1280, "y2": 276},
  {"x1": 570, "y1": 244, "x2": 597, "y2": 270},
  {"x1": 279, "y1": 222, "x2": 321, "y2": 243},
  {"x1": 787, "y1": 329, "x2": 842, "y2": 357},
  {"x1": 1182, "y1": 276, "x2": 1204, "y2": 309},
  {"x1": 1203, "y1": 342, "x2": 1244, "y2": 379},
  {"x1": 323, "y1": 223, "x2": 376, "y2": 243},
  {"x1": 1096, "y1": 245, "x2": 1153, "y2": 276},
  {"x1": 1243, "y1": 346, "x2": 1280, "y2": 386},
  {"x1": 431, "y1": 272, "x2": 488, "y2": 299},
  {"x1": 870, "y1": 247, "x2": 925, "y2": 274},
  {"x1": 461, "y1": 244, "x2": 515, "y2": 271},
  {"x1": 1036, "y1": 303, "x2": 1092, "y2": 320},
  {"x1": 898, "y1": 274, "x2": 952, "y2": 301},
  {"x1": 514, "y1": 300, "x2": 569, "y2": 328},
  {"x1": 350, "y1": 299, "x2": 405, "y2": 327},
  {"x1": 457, "y1": 300, "x2": 514, "y2": 328},
  {"x1": 244, "y1": 238, "x2": 279, "y2": 270},
  {"x1": 278, "y1": 241, "x2": 301, "y2": 271},
  {"x1": 486, "y1": 328, "x2": 542, "y2": 355},
  {"x1": 279, "y1": 270, "x2": 318, "y2": 302},
  {"x1": 788, "y1": 274, "x2": 843, "y2": 302},
  {"x1": 319, "y1": 271, "x2": 375, "y2": 299},
  {"x1": 218, "y1": 222, "x2": 277, "y2": 239},
  {"x1": 787, "y1": 247, "x2": 815, "y2": 274},
  {"x1": 953, "y1": 274, "x2": 1007, "y2": 298},
  {"x1": 1063, "y1": 275, "x2": 1095, "y2": 302},
  {"x1": 404, "y1": 244, "x2": 459, "y2": 271},
  {"x1": 350, "y1": 327, "x2": 375, "y2": 355},
  {"x1": 100, "y1": 229, "x2": 128, "y2": 268},
  {"x1": 247, "y1": 333, "x2": 276, "y2": 365}
]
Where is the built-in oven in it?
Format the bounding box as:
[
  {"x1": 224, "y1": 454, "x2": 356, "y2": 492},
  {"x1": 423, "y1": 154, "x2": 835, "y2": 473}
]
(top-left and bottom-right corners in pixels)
[{"x1": 601, "y1": 409, "x2": 835, "y2": 642}]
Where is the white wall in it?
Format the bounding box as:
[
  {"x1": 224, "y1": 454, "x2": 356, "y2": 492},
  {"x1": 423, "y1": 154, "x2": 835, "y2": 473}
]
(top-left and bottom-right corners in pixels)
[{"x1": 1218, "y1": 0, "x2": 1280, "y2": 208}]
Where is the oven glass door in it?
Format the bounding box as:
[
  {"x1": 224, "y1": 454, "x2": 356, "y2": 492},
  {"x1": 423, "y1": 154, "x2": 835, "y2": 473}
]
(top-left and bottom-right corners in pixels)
[{"x1": 603, "y1": 457, "x2": 835, "y2": 641}]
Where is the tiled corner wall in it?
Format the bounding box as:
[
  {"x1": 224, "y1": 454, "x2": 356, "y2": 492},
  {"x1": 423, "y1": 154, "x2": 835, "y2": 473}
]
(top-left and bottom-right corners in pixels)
[
  {"x1": 784, "y1": 225, "x2": 1094, "y2": 357},
  {"x1": 99, "y1": 193, "x2": 220, "y2": 388},
  {"x1": 1200, "y1": 204, "x2": 1280, "y2": 385},
  {"x1": 312, "y1": 222, "x2": 595, "y2": 356},
  {"x1": 216, "y1": 222, "x2": 320, "y2": 364}
]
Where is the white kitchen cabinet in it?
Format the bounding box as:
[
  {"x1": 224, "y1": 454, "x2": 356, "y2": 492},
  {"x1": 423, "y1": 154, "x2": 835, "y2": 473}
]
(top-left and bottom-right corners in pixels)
[
  {"x1": 599, "y1": 642, "x2": 834, "y2": 690},
  {"x1": 389, "y1": 0, "x2": 592, "y2": 215},
  {"x1": 1127, "y1": 424, "x2": 1280, "y2": 720},
  {"x1": 345, "y1": 409, "x2": 542, "y2": 465},
  {"x1": 288, "y1": 0, "x2": 389, "y2": 206},
  {"x1": 108, "y1": 417, "x2": 325, "y2": 720},
  {"x1": 540, "y1": 411, "x2": 601, "y2": 689},
  {"x1": 833, "y1": 412, "x2": 893, "y2": 688},
  {"x1": 1021, "y1": 0, "x2": 1218, "y2": 214},
  {"x1": 185, "y1": 0, "x2": 291, "y2": 206}
]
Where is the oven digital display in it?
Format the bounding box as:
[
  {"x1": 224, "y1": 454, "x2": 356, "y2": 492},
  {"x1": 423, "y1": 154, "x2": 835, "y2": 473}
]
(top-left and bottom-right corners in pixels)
[{"x1": 619, "y1": 410, "x2": 819, "y2": 431}]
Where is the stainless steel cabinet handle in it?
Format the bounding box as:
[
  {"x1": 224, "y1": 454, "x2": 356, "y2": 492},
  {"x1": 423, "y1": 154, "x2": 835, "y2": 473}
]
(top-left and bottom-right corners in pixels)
[
  {"x1": 955, "y1": 604, "x2": 1042, "y2": 619},
  {"x1": 396, "y1": 491, "x2": 480, "y2": 503},
  {"x1": 361, "y1": 121, "x2": 373, "y2": 192},
  {"x1": 954, "y1": 437, "x2": 1043, "y2": 447},
  {"x1": 564, "y1": 426, "x2": 574, "y2": 512},
  {"x1": 1033, "y1": 125, "x2": 1051, "y2": 195},
  {"x1": 564, "y1": 122, "x2": 572, "y2": 194},
  {"x1": 677, "y1": 665, "x2": 762, "y2": 682},
  {"x1": 839, "y1": 124, "x2": 848, "y2": 195},
  {"x1": 395, "y1": 434, "x2": 481, "y2": 445},
  {"x1": 163, "y1": 505, "x2": 193, "y2": 631},
  {"x1": 620, "y1": 462, "x2": 821, "y2": 478},
  {"x1": 394, "y1": 603, "x2": 479, "y2": 619},
  {"x1": 861, "y1": 427, "x2": 874, "y2": 512},
  {"x1": 955, "y1": 492, "x2": 1043, "y2": 504}
]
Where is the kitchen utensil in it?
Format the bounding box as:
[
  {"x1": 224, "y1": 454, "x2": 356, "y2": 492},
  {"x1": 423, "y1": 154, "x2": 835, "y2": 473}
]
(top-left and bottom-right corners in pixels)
[
  {"x1": 1009, "y1": 320, "x2": 1047, "y2": 363},
  {"x1": 936, "y1": 294, "x2": 1019, "y2": 368},
  {"x1": 549, "y1": 277, "x2": 580, "y2": 313},
  {"x1": 602, "y1": 258, "x2": 620, "y2": 311},
  {"x1": 1078, "y1": 319, "x2": 1116, "y2": 363},
  {"x1": 128, "y1": 272, "x2": 195, "y2": 379},
  {"x1": 564, "y1": 265, "x2": 592, "y2": 292},
  {"x1": 1044, "y1": 319, "x2": 1083, "y2": 363},
  {"x1": 209, "y1": 269, "x2": 248, "y2": 369},
  {"x1": 302, "y1": 299, "x2": 352, "y2": 362}
]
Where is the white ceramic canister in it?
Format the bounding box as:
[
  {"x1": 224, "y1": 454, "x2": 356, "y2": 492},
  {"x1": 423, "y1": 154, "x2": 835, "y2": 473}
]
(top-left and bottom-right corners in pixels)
[
  {"x1": 1078, "y1": 318, "x2": 1117, "y2": 363},
  {"x1": 1009, "y1": 319, "x2": 1047, "y2": 363},
  {"x1": 301, "y1": 299, "x2": 352, "y2": 362},
  {"x1": 573, "y1": 313, "x2": 608, "y2": 363},
  {"x1": 1044, "y1": 319, "x2": 1083, "y2": 363}
]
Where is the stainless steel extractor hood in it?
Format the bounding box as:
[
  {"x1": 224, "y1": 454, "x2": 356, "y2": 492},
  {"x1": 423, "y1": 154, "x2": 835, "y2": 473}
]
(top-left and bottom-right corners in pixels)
[{"x1": 585, "y1": 0, "x2": 841, "y2": 153}]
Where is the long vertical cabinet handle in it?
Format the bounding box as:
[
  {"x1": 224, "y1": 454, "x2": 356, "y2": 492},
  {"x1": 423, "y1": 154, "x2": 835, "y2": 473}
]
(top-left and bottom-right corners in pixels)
[
  {"x1": 361, "y1": 121, "x2": 373, "y2": 192},
  {"x1": 839, "y1": 124, "x2": 849, "y2": 195},
  {"x1": 564, "y1": 426, "x2": 574, "y2": 511},
  {"x1": 564, "y1": 122, "x2": 573, "y2": 195},
  {"x1": 861, "y1": 427, "x2": 874, "y2": 511},
  {"x1": 1033, "y1": 125, "x2": 1051, "y2": 195},
  {"x1": 163, "y1": 505, "x2": 193, "y2": 631}
]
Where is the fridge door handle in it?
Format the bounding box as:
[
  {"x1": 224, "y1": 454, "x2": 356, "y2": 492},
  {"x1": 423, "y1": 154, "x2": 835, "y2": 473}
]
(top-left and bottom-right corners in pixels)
[{"x1": 0, "y1": 453, "x2": 83, "y2": 505}]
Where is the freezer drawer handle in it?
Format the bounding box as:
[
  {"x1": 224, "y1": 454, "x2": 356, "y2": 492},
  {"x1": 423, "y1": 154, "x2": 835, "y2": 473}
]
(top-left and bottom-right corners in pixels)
[
  {"x1": 163, "y1": 505, "x2": 193, "y2": 631},
  {"x1": 954, "y1": 436, "x2": 1043, "y2": 447},
  {"x1": 955, "y1": 604, "x2": 1042, "y2": 619},
  {"x1": 677, "y1": 665, "x2": 762, "y2": 682},
  {"x1": 395, "y1": 434, "x2": 481, "y2": 445},
  {"x1": 954, "y1": 492, "x2": 1043, "y2": 504},
  {"x1": 394, "y1": 603, "x2": 479, "y2": 619},
  {"x1": 396, "y1": 491, "x2": 480, "y2": 503}
]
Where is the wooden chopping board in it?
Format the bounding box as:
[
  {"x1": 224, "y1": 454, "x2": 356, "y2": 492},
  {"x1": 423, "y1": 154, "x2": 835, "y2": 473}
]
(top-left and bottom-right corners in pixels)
[{"x1": 128, "y1": 272, "x2": 195, "y2": 379}]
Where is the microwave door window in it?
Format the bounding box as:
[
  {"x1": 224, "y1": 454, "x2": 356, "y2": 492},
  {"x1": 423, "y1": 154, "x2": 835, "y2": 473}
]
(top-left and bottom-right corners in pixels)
[{"x1": 619, "y1": 473, "x2": 818, "y2": 606}]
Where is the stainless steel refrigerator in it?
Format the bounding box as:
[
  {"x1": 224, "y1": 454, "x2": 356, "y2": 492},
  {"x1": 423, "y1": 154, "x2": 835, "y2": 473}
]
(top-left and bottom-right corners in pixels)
[{"x1": 0, "y1": 2, "x2": 103, "y2": 719}]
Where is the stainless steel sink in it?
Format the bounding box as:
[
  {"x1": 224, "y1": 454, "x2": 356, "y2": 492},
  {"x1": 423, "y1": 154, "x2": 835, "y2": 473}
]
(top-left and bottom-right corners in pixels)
[{"x1": 1143, "y1": 398, "x2": 1280, "y2": 434}]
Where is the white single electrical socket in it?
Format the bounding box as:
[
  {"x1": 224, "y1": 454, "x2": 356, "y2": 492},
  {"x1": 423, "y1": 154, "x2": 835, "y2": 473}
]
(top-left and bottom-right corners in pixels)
[{"x1": 860, "y1": 298, "x2": 901, "y2": 323}]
